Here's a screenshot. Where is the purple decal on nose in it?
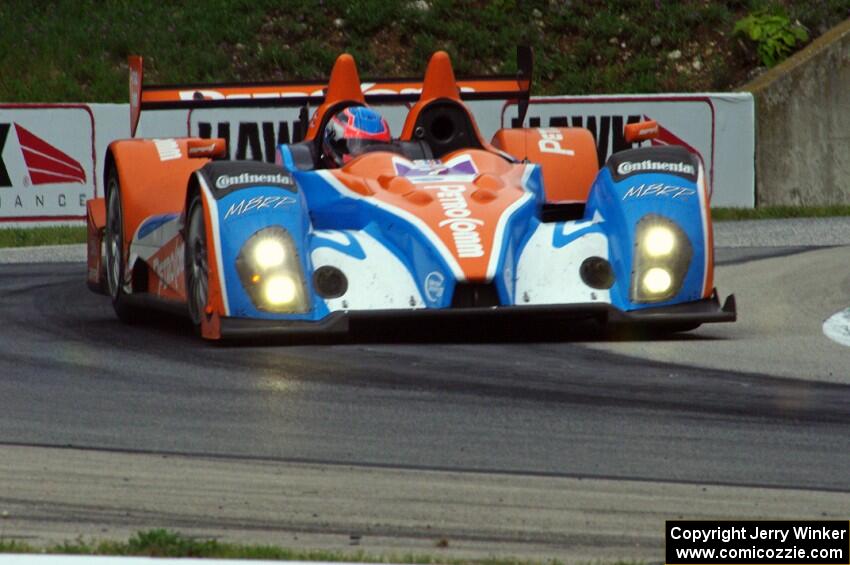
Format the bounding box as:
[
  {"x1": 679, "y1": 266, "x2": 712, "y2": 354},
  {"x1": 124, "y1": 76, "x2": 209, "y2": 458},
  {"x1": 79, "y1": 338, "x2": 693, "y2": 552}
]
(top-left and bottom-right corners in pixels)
[
  {"x1": 450, "y1": 160, "x2": 477, "y2": 175},
  {"x1": 394, "y1": 156, "x2": 478, "y2": 178}
]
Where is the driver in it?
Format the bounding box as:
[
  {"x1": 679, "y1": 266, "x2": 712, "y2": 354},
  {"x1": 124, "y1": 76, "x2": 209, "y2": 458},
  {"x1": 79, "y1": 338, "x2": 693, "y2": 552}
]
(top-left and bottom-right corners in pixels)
[{"x1": 321, "y1": 105, "x2": 392, "y2": 167}]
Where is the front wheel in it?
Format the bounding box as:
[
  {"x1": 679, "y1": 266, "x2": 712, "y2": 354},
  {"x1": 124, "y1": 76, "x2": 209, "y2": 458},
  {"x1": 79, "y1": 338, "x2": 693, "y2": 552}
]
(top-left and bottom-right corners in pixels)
[
  {"x1": 104, "y1": 167, "x2": 138, "y2": 323},
  {"x1": 184, "y1": 193, "x2": 210, "y2": 329}
]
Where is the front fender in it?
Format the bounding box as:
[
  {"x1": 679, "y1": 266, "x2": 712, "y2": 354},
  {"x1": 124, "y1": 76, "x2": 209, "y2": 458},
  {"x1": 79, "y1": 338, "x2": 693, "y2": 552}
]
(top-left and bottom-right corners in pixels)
[
  {"x1": 106, "y1": 139, "x2": 211, "y2": 255},
  {"x1": 585, "y1": 146, "x2": 712, "y2": 311},
  {"x1": 196, "y1": 161, "x2": 325, "y2": 321}
]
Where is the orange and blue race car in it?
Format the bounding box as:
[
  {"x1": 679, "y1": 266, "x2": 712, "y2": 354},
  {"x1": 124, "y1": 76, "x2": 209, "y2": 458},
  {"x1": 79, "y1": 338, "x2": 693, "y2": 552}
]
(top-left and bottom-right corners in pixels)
[{"x1": 86, "y1": 48, "x2": 736, "y2": 340}]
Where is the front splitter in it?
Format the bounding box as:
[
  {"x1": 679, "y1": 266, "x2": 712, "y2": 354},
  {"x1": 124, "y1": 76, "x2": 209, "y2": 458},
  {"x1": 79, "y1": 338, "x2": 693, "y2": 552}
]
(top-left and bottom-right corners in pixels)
[{"x1": 217, "y1": 292, "x2": 736, "y2": 340}]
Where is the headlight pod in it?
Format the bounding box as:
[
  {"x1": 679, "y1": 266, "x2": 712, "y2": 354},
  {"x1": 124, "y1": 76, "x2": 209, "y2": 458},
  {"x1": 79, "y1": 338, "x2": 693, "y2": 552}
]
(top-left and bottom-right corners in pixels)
[
  {"x1": 236, "y1": 227, "x2": 309, "y2": 313},
  {"x1": 631, "y1": 215, "x2": 692, "y2": 303}
]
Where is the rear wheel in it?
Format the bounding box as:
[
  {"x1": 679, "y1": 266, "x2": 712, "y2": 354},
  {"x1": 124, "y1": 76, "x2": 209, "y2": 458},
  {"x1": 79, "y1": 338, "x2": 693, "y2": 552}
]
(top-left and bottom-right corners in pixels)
[
  {"x1": 185, "y1": 193, "x2": 209, "y2": 329},
  {"x1": 104, "y1": 167, "x2": 137, "y2": 323}
]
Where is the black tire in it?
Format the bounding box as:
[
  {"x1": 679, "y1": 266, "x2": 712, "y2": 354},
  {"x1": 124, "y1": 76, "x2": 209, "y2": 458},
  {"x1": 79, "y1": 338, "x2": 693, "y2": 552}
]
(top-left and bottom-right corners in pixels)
[
  {"x1": 104, "y1": 166, "x2": 138, "y2": 323},
  {"x1": 184, "y1": 193, "x2": 210, "y2": 330}
]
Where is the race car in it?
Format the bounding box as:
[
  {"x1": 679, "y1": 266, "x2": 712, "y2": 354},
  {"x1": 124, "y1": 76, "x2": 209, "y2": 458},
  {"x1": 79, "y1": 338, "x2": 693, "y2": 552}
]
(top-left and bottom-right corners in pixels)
[{"x1": 86, "y1": 48, "x2": 735, "y2": 340}]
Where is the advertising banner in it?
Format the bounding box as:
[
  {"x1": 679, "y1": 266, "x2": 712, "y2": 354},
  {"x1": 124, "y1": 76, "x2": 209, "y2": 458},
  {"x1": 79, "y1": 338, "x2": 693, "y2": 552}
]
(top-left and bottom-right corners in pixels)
[
  {"x1": 0, "y1": 105, "x2": 96, "y2": 223},
  {"x1": 0, "y1": 93, "x2": 755, "y2": 225}
]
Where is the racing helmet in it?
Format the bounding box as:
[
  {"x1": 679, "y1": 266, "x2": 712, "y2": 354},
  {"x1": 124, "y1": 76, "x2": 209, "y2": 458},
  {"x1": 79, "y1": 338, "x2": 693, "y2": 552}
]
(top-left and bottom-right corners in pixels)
[{"x1": 322, "y1": 105, "x2": 391, "y2": 167}]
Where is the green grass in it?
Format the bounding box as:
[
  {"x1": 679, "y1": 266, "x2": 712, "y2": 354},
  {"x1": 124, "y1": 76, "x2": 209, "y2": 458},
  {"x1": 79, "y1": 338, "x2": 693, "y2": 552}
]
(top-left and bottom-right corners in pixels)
[
  {"x1": 0, "y1": 528, "x2": 593, "y2": 565},
  {"x1": 712, "y1": 205, "x2": 850, "y2": 221},
  {"x1": 0, "y1": 1, "x2": 846, "y2": 102},
  {"x1": 0, "y1": 226, "x2": 86, "y2": 248}
]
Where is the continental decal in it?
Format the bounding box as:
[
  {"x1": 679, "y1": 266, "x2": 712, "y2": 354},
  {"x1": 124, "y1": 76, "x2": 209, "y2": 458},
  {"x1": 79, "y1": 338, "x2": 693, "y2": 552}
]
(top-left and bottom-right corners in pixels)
[
  {"x1": 200, "y1": 161, "x2": 297, "y2": 199},
  {"x1": 617, "y1": 160, "x2": 695, "y2": 176},
  {"x1": 215, "y1": 172, "x2": 293, "y2": 190}
]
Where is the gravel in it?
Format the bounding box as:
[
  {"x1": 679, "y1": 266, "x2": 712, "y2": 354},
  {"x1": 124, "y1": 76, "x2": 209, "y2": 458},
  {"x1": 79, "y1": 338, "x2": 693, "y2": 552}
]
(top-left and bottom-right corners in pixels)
[
  {"x1": 0, "y1": 244, "x2": 86, "y2": 264},
  {"x1": 713, "y1": 217, "x2": 850, "y2": 248}
]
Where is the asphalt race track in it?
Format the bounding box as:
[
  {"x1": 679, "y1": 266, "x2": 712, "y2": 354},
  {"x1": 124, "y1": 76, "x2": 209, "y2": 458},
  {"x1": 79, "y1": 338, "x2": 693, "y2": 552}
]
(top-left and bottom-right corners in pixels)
[{"x1": 1, "y1": 235, "x2": 849, "y2": 561}]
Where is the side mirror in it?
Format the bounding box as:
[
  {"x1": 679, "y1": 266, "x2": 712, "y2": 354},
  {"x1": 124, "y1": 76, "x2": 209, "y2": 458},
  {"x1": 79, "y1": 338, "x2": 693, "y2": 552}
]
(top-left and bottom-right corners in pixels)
[
  {"x1": 624, "y1": 120, "x2": 659, "y2": 143},
  {"x1": 187, "y1": 138, "x2": 227, "y2": 159}
]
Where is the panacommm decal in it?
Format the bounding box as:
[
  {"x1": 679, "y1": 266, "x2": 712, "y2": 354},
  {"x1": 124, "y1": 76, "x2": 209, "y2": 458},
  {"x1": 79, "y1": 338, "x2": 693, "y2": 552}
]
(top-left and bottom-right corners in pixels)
[
  {"x1": 423, "y1": 183, "x2": 485, "y2": 258},
  {"x1": 152, "y1": 241, "x2": 185, "y2": 294},
  {"x1": 537, "y1": 128, "x2": 575, "y2": 156}
]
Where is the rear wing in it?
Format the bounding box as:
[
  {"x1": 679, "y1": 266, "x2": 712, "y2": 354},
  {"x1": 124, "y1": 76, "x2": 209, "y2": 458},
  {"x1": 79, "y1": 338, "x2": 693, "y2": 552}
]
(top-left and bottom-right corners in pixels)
[{"x1": 128, "y1": 47, "x2": 532, "y2": 137}]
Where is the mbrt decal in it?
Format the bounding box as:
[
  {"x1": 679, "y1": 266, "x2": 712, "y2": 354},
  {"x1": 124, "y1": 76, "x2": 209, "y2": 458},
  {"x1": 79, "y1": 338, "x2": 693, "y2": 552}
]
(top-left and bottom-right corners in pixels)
[
  {"x1": 622, "y1": 183, "x2": 696, "y2": 200},
  {"x1": 223, "y1": 195, "x2": 296, "y2": 220}
]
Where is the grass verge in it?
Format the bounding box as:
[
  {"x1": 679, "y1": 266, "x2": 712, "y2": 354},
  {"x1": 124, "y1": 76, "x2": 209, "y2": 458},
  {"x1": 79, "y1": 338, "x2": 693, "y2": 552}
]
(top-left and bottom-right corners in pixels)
[
  {"x1": 0, "y1": 529, "x2": 591, "y2": 565},
  {"x1": 712, "y1": 205, "x2": 850, "y2": 221},
  {"x1": 0, "y1": 226, "x2": 86, "y2": 248},
  {"x1": 2, "y1": 206, "x2": 850, "y2": 249}
]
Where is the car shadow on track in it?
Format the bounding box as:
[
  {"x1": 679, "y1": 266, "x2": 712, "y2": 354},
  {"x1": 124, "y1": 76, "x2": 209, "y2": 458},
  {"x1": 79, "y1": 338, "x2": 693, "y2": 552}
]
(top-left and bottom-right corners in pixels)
[
  {"x1": 91, "y1": 305, "x2": 729, "y2": 348},
  {"x1": 224, "y1": 318, "x2": 726, "y2": 347},
  {"x1": 115, "y1": 308, "x2": 728, "y2": 347}
]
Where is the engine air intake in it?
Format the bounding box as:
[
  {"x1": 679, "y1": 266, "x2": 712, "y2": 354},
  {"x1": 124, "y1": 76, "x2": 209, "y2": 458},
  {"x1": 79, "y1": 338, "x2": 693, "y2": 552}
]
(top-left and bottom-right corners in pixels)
[{"x1": 451, "y1": 283, "x2": 500, "y2": 308}]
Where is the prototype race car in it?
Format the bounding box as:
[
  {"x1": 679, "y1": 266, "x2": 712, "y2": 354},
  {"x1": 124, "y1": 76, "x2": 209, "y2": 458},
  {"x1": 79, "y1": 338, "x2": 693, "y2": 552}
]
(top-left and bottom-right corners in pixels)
[{"x1": 86, "y1": 48, "x2": 735, "y2": 340}]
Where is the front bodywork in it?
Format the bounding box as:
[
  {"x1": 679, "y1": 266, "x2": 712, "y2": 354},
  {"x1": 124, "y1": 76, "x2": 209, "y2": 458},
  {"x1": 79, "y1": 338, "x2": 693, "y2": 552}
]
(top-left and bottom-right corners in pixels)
[{"x1": 181, "y1": 146, "x2": 734, "y2": 338}]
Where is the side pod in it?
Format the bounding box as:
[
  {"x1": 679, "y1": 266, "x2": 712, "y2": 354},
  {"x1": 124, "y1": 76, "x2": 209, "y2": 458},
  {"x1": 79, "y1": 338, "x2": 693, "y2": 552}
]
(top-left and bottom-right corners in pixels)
[{"x1": 491, "y1": 127, "x2": 598, "y2": 203}]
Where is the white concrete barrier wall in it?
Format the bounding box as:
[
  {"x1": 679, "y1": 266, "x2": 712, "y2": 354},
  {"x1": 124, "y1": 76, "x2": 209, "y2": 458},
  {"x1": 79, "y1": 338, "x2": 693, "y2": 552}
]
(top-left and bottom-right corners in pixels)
[{"x1": 0, "y1": 93, "x2": 754, "y2": 226}]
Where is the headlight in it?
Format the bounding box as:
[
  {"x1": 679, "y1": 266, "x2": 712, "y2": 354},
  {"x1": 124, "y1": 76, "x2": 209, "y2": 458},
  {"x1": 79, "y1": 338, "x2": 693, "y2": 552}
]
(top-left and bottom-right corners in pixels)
[
  {"x1": 236, "y1": 227, "x2": 309, "y2": 313},
  {"x1": 631, "y1": 215, "x2": 692, "y2": 303},
  {"x1": 254, "y1": 239, "x2": 286, "y2": 269},
  {"x1": 643, "y1": 226, "x2": 675, "y2": 257},
  {"x1": 264, "y1": 275, "x2": 298, "y2": 305},
  {"x1": 642, "y1": 267, "x2": 672, "y2": 294}
]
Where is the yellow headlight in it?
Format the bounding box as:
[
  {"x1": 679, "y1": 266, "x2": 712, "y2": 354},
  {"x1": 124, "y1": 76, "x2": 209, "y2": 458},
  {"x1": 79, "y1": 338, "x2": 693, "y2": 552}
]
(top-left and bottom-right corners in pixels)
[
  {"x1": 264, "y1": 275, "x2": 297, "y2": 305},
  {"x1": 643, "y1": 268, "x2": 672, "y2": 294},
  {"x1": 254, "y1": 239, "x2": 286, "y2": 269},
  {"x1": 644, "y1": 226, "x2": 675, "y2": 257}
]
